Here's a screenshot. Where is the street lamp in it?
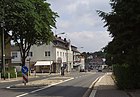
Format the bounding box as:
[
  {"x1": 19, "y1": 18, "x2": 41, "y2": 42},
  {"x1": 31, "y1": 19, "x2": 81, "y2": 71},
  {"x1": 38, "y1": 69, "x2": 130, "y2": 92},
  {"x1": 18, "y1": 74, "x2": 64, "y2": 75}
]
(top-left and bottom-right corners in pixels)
[
  {"x1": 1, "y1": 0, "x2": 5, "y2": 80},
  {"x1": 78, "y1": 47, "x2": 84, "y2": 49},
  {"x1": 77, "y1": 47, "x2": 84, "y2": 52},
  {"x1": 55, "y1": 32, "x2": 65, "y2": 36}
]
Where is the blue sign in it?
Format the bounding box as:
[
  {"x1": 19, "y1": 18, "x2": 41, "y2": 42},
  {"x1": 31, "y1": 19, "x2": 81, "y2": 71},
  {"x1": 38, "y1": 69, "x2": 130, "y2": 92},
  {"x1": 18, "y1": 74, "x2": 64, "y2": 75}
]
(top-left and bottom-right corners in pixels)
[{"x1": 22, "y1": 66, "x2": 28, "y2": 74}]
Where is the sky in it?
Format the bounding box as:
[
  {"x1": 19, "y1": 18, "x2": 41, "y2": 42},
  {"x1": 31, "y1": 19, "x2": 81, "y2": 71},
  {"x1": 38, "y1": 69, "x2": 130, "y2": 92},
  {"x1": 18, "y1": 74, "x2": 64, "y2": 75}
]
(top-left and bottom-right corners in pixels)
[{"x1": 47, "y1": 0, "x2": 112, "y2": 52}]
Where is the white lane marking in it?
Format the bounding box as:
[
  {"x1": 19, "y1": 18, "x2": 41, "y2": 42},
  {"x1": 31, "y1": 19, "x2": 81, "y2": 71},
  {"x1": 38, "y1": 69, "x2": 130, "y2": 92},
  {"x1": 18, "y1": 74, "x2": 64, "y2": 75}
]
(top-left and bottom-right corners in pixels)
[
  {"x1": 75, "y1": 77, "x2": 78, "y2": 79},
  {"x1": 16, "y1": 77, "x2": 74, "y2": 97},
  {"x1": 97, "y1": 74, "x2": 105, "y2": 83},
  {"x1": 16, "y1": 93, "x2": 29, "y2": 97},
  {"x1": 82, "y1": 76, "x2": 101, "y2": 97},
  {"x1": 75, "y1": 72, "x2": 96, "y2": 79},
  {"x1": 89, "y1": 90, "x2": 97, "y2": 97},
  {"x1": 90, "y1": 77, "x2": 100, "y2": 89}
]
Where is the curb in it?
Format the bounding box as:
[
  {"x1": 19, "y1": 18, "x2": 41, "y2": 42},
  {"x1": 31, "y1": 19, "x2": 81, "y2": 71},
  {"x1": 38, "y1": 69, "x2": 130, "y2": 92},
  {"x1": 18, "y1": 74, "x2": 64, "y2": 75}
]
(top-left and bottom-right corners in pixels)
[
  {"x1": 126, "y1": 92, "x2": 134, "y2": 97},
  {"x1": 82, "y1": 76, "x2": 101, "y2": 97},
  {"x1": 7, "y1": 84, "x2": 48, "y2": 89},
  {"x1": 6, "y1": 77, "x2": 74, "y2": 90}
]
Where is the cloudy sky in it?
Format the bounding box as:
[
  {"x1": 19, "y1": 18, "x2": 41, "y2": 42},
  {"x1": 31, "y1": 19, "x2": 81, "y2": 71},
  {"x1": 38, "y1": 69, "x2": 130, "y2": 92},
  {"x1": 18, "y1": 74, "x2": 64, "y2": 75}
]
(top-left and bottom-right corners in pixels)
[{"x1": 47, "y1": 0, "x2": 112, "y2": 52}]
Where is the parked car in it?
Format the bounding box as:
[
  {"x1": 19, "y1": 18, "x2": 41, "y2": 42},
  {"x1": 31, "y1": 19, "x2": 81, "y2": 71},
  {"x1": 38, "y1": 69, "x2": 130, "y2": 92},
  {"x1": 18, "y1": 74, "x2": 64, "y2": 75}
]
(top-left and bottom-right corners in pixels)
[
  {"x1": 80, "y1": 69, "x2": 86, "y2": 72},
  {"x1": 98, "y1": 67, "x2": 102, "y2": 72}
]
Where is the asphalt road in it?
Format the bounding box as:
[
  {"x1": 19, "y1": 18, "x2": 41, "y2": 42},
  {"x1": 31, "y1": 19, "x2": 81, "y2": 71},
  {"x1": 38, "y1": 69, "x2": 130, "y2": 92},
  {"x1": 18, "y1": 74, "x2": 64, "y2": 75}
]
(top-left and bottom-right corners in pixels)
[{"x1": 0, "y1": 71, "x2": 104, "y2": 97}]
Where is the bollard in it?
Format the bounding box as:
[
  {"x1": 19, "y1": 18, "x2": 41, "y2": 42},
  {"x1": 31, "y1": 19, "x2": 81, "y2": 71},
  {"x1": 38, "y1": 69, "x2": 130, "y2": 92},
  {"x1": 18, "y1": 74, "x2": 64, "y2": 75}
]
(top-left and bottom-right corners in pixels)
[
  {"x1": 34, "y1": 70, "x2": 37, "y2": 77},
  {"x1": 28, "y1": 71, "x2": 29, "y2": 77},
  {"x1": 15, "y1": 72, "x2": 17, "y2": 79},
  {"x1": 8, "y1": 73, "x2": 10, "y2": 80},
  {"x1": 0, "y1": 73, "x2": 1, "y2": 80}
]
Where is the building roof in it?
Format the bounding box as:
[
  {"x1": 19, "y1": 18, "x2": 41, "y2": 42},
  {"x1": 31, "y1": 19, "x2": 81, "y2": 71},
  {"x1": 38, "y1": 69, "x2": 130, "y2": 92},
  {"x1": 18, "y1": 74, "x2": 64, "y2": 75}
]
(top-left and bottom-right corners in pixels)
[
  {"x1": 71, "y1": 45, "x2": 80, "y2": 53},
  {"x1": 53, "y1": 36, "x2": 69, "y2": 50}
]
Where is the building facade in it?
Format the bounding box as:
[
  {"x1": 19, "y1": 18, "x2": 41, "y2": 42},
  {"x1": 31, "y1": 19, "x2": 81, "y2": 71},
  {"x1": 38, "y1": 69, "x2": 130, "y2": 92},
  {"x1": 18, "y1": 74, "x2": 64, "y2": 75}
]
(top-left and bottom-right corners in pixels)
[{"x1": 11, "y1": 36, "x2": 85, "y2": 73}]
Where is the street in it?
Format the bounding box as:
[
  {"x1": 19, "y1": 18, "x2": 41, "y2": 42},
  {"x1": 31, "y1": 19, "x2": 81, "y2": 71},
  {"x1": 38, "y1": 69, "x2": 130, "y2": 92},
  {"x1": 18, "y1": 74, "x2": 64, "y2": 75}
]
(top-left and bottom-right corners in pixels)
[{"x1": 0, "y1": 71, "x2": 104, "y2": 97}]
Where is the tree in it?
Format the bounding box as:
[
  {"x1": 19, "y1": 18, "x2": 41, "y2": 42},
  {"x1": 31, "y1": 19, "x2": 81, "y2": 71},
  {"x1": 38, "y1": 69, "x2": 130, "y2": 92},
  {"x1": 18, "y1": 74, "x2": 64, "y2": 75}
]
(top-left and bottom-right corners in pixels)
[
  {"x1": 97, "y1": 0, "x2": 140, "y2": 88},
  {"x1": 1, "y1": 0, "x2": 58, "y2": 66}
]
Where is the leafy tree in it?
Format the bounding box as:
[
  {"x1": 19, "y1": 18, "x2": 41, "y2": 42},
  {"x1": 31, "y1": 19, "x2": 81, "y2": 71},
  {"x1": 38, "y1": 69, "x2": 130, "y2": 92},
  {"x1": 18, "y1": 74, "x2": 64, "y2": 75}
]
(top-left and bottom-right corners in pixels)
[
  {"x1": 0, "y1": 0, "x2": 58, "y2": 66},
  {"x1": 97, "y1": 0, "x2": 140, "y2": 88}
]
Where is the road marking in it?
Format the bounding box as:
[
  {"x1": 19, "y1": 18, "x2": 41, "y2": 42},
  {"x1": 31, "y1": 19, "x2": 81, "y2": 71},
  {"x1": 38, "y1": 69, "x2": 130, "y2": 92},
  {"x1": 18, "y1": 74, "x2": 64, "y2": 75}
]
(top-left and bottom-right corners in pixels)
[
  {"x1": 75, "y1": 77, "x2": 78, "y2": 79},
  {"x1": 16, "y1": 77, "x2": 74, "y2": 97},
  {"x1": 16, "y1": 93, "x2": 29, "y2": 97},
  {"x1": 98, "y1": 75, "x2": 104, "y2": 82},
  {"x1": 82, "y1": 76, "x2": 100, "y2": 97},
  {"x1": 89, "y1": 90, "x2": 97, "y2": 97},
  {"x1": 74, "y1": 72, "x2": 96, "y2": 79}
]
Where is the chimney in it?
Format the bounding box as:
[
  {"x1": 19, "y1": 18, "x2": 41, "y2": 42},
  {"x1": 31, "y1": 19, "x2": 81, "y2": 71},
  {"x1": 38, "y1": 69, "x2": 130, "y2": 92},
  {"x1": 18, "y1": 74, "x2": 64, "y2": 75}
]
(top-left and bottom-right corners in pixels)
[{"x1": 64, "y1": 38, "x2": 67, "y2": 41}]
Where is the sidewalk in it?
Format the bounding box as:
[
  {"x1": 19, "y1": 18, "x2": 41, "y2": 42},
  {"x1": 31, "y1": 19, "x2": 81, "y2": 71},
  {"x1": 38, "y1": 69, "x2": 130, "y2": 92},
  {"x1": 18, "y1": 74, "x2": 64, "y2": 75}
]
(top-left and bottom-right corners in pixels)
[
  {"x1": 0, "y1": 73, "x2": 59, "y2": 83},
  {"x1": 0, "y1": 75, "x2": 37, "y2": 83},
  {"x1": 90, "y1": 72, "x2": 130, "y2": 97},
  {"x1": 0, "y1": 72, "x2": 73, "y2": 88}
]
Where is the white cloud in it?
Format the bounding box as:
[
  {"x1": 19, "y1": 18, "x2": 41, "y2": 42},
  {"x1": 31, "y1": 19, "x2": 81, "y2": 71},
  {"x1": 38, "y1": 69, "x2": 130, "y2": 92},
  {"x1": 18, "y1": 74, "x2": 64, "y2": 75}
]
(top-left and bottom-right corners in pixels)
[
  {"x1": 67, "y1": 31, "x2": 112, "y2": 52},
  {"x1": 48, "y1": 0, "x2": 112, "y2": 52}
]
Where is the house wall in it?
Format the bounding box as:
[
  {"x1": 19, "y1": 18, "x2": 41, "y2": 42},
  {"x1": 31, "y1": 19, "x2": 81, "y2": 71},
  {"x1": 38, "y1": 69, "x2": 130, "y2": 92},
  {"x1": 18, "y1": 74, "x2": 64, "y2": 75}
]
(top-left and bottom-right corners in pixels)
[
  {"x1": 67, "y1": 50, "x2": 73, "y2": 71},
  {"x1": 80, "y1": 57, "x2": 85, "y2": 70},
  {"x1": 11, "y1": 51, "x2": 21, "y2": 64},
  {"x1": 30, "y1": 44, "x2": 50, "y2": 62},
  {"x1": 29, "y1": 42, "x2": 71, "y2": 73},
  {"x1": 55, "y1": 48, "x2": 67, "y2": 63}
]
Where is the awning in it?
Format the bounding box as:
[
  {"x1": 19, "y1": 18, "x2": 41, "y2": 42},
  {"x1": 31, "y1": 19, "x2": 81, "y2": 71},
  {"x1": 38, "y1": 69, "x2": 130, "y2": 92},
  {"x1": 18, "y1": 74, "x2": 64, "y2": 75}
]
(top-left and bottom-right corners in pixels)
[
  {"x1": 34, "y1": 61, "x2": 53, "y2": 66},
  {"x1": 73, "y1": 63, "x2": 80, "y2": 66}
]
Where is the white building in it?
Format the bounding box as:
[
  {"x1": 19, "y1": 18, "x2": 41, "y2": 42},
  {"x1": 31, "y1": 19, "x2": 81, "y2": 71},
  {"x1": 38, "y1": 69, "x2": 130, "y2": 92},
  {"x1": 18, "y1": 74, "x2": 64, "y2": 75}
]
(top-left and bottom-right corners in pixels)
[
  {"x1": 11, "y1": 45, "x2": 21, "y2": 65},
  {"x1": 11, "y1": 36, "x2": 85, "y2": 73},
  {"x1": 27, "y1": 36, "x2": 72, "y2": 73}
]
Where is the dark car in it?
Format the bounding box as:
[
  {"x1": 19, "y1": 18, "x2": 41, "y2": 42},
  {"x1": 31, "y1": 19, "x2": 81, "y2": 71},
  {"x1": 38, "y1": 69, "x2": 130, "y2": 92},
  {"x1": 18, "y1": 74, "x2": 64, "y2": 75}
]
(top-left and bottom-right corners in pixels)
[{"x1": 98, "y1": 67, "x2": 102, "y2": 72}]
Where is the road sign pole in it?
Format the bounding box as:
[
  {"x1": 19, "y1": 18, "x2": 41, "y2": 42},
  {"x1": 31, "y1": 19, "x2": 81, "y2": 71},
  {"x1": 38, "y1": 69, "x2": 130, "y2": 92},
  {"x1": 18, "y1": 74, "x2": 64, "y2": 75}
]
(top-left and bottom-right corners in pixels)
[{"x1": 21, "y1": 66, "x2": 28, "y2": 85}]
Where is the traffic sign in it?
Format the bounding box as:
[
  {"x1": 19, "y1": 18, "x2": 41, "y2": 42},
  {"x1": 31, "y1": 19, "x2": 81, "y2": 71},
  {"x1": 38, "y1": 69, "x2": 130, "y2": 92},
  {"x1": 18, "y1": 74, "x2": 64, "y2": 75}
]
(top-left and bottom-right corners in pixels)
[
  {"x1": 22, "y1": 66, "x2": 28, "y2": 85},
  {"x1": 22, "y1": 66, "x2": 28, "y2": 74}
]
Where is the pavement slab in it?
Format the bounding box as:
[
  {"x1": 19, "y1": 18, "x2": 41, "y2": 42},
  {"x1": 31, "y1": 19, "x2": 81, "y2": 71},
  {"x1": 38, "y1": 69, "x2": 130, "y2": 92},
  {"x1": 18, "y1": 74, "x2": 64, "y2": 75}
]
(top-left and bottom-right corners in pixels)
[{"x1": 90, "y1": 72, "x2": 130, "y2": 97}]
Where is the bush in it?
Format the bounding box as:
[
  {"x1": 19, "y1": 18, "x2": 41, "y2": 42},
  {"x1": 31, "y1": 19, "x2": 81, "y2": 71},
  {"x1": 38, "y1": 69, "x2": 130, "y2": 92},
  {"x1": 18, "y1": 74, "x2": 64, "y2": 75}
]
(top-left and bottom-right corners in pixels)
[
  {"x1": 17, "y1": 71, "x2": 22, "y2": 77},
  {"x1": 1, "y1": 67, "x2": 22, "y2": 78},
  {"x1": 113, "y1": 64, "x2": 135, "y2": 89}
]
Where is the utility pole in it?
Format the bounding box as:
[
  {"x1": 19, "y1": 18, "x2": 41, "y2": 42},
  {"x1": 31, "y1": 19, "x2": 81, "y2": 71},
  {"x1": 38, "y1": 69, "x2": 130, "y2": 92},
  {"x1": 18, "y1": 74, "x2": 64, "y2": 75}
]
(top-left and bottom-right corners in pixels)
[{"x1": 1, "y1": 0, "x2": 5, "y2": 80}]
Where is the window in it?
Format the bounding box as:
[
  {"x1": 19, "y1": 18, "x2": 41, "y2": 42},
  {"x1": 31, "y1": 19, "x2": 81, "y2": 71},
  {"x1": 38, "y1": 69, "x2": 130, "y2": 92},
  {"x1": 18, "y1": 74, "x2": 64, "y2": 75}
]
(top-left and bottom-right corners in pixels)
[
  {"x1": 12, "y1": 52, "x2": 17, "y2": 58},
  {"x1": 28, "y1": 52, "x2": 33, "y2": 57},
  {"x1": 45, "y1": 51, "x2": 50, "y2": 56},
  {"x1": 60, "y1": 52, "x2": 62, "y2": 57},
  {"x1": 57, "y1": 51, "x2": 59, "y2": 56}
]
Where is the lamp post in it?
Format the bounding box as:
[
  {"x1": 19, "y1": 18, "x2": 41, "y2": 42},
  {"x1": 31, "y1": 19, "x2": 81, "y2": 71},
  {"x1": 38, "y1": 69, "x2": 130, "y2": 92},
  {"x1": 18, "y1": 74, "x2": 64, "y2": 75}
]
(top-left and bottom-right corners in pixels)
[
  {"x1": 55, "y1": 32, "x2": 65, "y2": 36},
  {"x1": 1, "y1": 21, "x2": 5, "y2": 80},
  {"x1": 1, "y1": 0, "x2": 5, "y2": 79},
  {"x1": 78, "y1": 47, "x2": 84, "y2": 50}
]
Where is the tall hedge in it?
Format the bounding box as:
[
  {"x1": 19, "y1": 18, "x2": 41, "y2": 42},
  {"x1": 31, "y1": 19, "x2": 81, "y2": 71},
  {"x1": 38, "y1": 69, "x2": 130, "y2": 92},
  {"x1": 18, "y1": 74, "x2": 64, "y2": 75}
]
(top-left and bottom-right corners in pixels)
[{"x1": 113, "y1": 64, "x2": 138, "y2": 89}]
